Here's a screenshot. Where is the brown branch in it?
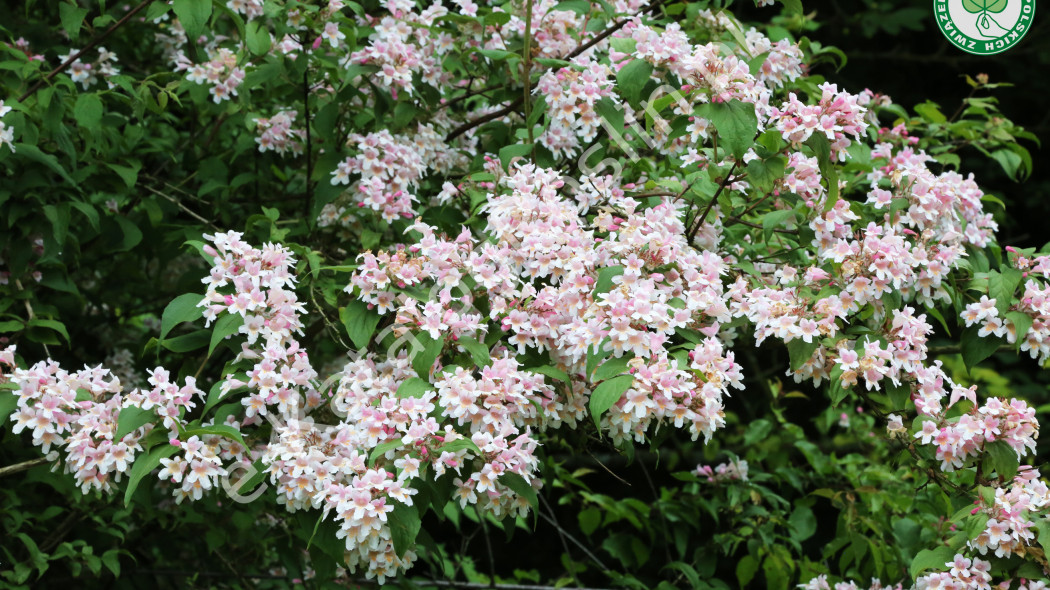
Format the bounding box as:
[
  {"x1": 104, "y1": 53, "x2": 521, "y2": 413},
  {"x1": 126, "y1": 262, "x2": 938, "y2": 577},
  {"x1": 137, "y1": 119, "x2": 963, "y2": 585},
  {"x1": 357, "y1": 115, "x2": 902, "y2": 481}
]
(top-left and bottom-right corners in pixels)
[
  {"x1": 19, "y1": 0, "x2": 156, "y2": 102},
  {"x1": 688, "y1": 160, "x2": 738, "y2": 243},
  {"x1": 0, "y1": 457, "x2": 50, "y2": 478},
  {"x1": 725, "y1": 216, "x2": 799, "y2": 235},
  {"x1": 445, "y1": 101, "x2": 522, "y2": 142}
]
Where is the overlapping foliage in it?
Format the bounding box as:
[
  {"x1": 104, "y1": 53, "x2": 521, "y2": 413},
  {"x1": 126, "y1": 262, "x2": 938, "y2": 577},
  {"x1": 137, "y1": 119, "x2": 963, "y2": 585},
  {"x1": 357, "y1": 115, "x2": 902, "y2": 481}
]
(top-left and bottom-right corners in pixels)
[{"x1": 0, "y1": 0, "x2": 1047, "y2": 589}]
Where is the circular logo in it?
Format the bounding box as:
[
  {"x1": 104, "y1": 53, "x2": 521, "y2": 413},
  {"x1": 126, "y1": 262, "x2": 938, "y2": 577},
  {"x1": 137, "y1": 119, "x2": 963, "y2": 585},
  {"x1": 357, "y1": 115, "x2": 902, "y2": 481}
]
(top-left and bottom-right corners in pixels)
[{"x1": 934, "y1": 0, "x2": 1035, "y2": 55}]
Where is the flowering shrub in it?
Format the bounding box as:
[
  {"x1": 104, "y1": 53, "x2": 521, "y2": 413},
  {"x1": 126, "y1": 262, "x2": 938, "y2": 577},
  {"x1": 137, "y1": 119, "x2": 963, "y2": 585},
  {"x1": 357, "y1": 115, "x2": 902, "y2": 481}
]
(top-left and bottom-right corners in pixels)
[{"x1": 0, "y1": 0, "x2": 1046, "y2": 588}]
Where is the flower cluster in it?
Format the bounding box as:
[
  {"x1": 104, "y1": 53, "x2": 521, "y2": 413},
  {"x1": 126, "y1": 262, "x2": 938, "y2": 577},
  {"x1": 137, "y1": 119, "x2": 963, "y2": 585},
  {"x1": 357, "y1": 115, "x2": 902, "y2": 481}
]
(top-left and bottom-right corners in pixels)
[
  {"x1": 770, "y1": 82, "x2": 869, "y2": 159},
  {"x1": 181, "y1": 47, "x2": 246, "y2": 104},
  {"x1": 255, "y1": 110, "x2": 305, "y2": 155},
  {"x1": 199, "y1": 231, "x2": 318, "y2": 418},
  {"x1": 534, "y1": 60, "x2": 616, "y2": 157},
  {"x1": 968, "y1": 468, "x2": 1050, "y2": 559},
  {"x1": 59, "y1": 47, "x2": 121, "y2": 90},
  {"x1": 695, "y1": 458, "x2": 749, "y2": 483}
]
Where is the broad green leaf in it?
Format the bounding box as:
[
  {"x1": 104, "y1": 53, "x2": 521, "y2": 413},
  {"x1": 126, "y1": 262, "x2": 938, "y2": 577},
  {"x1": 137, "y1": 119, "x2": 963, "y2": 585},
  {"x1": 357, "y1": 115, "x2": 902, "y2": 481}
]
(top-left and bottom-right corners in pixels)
[
  {"x1": 161, "y1": 330, "x2": 210, "y2": 353},
  {"x1": 160, "y1": 293, "x2": 206, "y2": 341},
  {"x1": 988, "y1": 268, "x2": 1022, "y2": 315},
  {"x1": 124, "y1": 444, "x2": 180, "y2": 505},
  {"x1": 499, "y1": 472, "x2": 538, "y2": 510},
  {"x1": 593, "y1": 356, "x2": 630, "y2": 381},
  {"x1": 115, "y1": 406, "x2": 156, "y2": 441},
  {"x1": 173, "y1": 0, "x2": 213, "y2": 40},
  {"x1": 589, "y1": 374, "x2": 634, "y2": 428},
  {"x1": 498, "y1": 144, "x2": 534, "y2": 171},
  {"x1": 396, "y1": 377, "x2": 432, "y2": 399},
  {"x1": 438, "y1": 438, "x2": 482, "y2": 456},
  {"x1": 368, "y1": 440, "x2": 401, "y2": 465},
  {"x1": 74, "y1": 94, "x2": 103, "y2": 132},
  {"x1": 456, "y1": 336, "x2": 491, "y2": 367},
  {"x1": 208, "y1": 313, "x2": 244, "y2": 356},
  {"x1": 983, "y1": 439, "x2": 1019, "y2": 481},
  {"x1": 697, "y1": 99, "x2": 758, "y2": 160},
  {"x1": 340, "y1": 300, "x2": 382, "y2": 350},
  {"x1": 59, "y1": 2, "x2": 89, "y2": 39},
  {"x1": 182, "y1": 424, "x2": 249, "y2": 449},
  {"x1": 786, "y1": 338, "x2": 819, "y2": 371},
  {"x1": 616, "y1": 59, "x2": 653, "y2": 106},
  {"x1": 527, "y1": 365, "x2": 570, "y2": 382},
  {"x1": 1005, "y1": 311, "x2": 1033, "y2": 348},
  {"x1": 245, "y1": 20, "x2": 272, "y2": 55},
  {"x1": 388, "y1": 503, "x2": 422, "y2": 558},
  {"x1": 960, "y1": 326, "x2": 1003, "y2": 372},
  {"x1": 0, "y1": 391, "x2": 17, "y2": 425},
  {"x1": 909, "y1": 545, "x2": 955, "y2": 579},
  {"x1": 593, "y1": 266, "x2": 624, "y2": 295}
]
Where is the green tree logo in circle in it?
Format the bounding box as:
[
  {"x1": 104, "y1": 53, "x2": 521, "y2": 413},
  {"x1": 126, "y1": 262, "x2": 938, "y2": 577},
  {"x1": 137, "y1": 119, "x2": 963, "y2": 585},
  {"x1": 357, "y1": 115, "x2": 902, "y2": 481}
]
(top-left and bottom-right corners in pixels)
[{"x1": 962, "y1": 0, "x2": 1009, "y2": 35}]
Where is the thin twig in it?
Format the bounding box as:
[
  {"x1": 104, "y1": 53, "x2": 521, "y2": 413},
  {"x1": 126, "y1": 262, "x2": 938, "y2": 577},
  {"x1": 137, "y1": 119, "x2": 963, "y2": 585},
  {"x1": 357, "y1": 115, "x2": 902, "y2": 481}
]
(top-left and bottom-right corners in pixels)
[
  {"x1": 0, "y1": 457, "x2": 49, "y2": 478},
  {"x1": 538, "y1": 494, "x2": 583, "y2": 587},
  {"x1": 141, "y1": 184, "x2": 219, "y2": 229},
  {"x1": 724, "y1": 216, "x2": 799, "y2": 235},
  {"x1": 585, "y1": 448, "x2": 631, "y2": 486},
  {"x1": 19, "y1": 0, "x2": 156, "y2": 102},
  {"x1": 445, "y1": 101, "x2": 522, "y2": 142},
  {"x1": 688, "y1": 160, "x2": 738, "y2": 242},
  {"x1": 538, "y1": 493, "x2": 610, "y2": 572}
]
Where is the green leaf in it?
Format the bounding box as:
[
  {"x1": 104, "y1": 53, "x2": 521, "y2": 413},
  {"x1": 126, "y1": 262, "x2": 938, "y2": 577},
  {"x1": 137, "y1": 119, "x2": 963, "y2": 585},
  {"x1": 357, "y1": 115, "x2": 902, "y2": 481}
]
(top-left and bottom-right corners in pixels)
[
  {"x1": 368, "y1": 440, "x2": 401, "y2": 466},
  {"x1": 182, "y1": 424, "x2": 249, "y2": 449},
  {"x1": 779, "y1": 0, "x2": 803, "y2": 14},
  {"x1": 108, "y1": 162, "x2": 141, "y2": 189},
  {"x1": 59, "y1": 2, "x2": 90, "y2": 39},
  {"x1": 498, "y1": 144, "x2": 534, "y2": 171},
  {"x1": 396, "y1": 377, "x2": 432, "y2": 399},
  {"x1": 762, "y1": 208, "x2": 796, "y2": 241},
  {"x1": 593, "y1": 356, "x2": 630, "y2": 381},
  {"x1": 74, "y1": 94, "x2": 103, "y2": 132},
  {"x1": 245, "y1": 20, "x2": 272, "y2": 55},
  {"x1": 550, "y1": 0, "x2": 591, "y2": 14},
  {"x1": 983, "y1": 439, "x2": 1019, "y2": 480},
  {"x1": 616, "y1": 59, "x2": 653, "y2": 106},
  {"x1": 438, "y1": 438, "x2": 482, "y2": 456},
  {"x1": 1005, "y1": 311, "x2": 1033, "y2": 348},
  {"x1": 173, "y1": 0, "x2": 213, "y2": 40},
  {"x1": 789, "y1": 505, "x2": 816, "y2": 541},
  {"x1": 14, "y1": 143, "x2": 76, "y2": 185},
  {"x1": 27, "y1": 319, "x2": 70, "y2": 344},
  {"x1": 697, "y1": 99, "x2": 758, "y2": 160},
  {"x1": 962, "y1": 0, "x2": 1007, "y2": 13},
  {"x1": 786, "y1": 338, "x2": 819, "y2": 371},
  {"x1": 589, "y1": 374, "x2": 634, "y2": 428},
  {"x1": 114, "y1": 215, "x2": 143, "y2": 251},
  {"x1": 161, "y1": 293, "x2": 205, "y2": 341},
  {"x1": 527, "y1": 365, "x2": 570, "y2": 382},
  {"x1": 340, "y1": 300, "x2": 382, "y2": 350},
  {"x1": 988, "y1": 268, "x2": 1022, "y2": 316},
  {"x1": 456, "y1": 336, "x2": 491, "y2": 368},
  {"x1": 115, "y1": 406, "x2": 156, "y2": 441},
  {"x1": 499, "y1": 472, "x2": 538, "y2": 510},
  {"x1": 0, "y1": 391, "x2": 18, "y2": 425},
  {"x1": 411, "y1": 332, "x2": 445, "y2": 379},
  {"x1": 960, "y1": 326, "x2": 1003, "y2": 372},
  {"x1": 209, "y1": 313, "x2": 244, "y2": 356},
  {"x1": 593, "y1": 266, "x2": 624, "y2": 295},
  {"x1": 745, "y1": 155, "x2": 786, "y2": 193},
  {"x1": 388, "y1": 503, "x2": 422, "y2": 558},
  {"x1": 161, "y1": 330, "x2": 210, "y2": 353},
  {"x1": 909, "y1": 545, "x2": 954, "y2": 579},
  {"x1": 124, "y1": 443, "x2": 180, "y2": 505}
]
